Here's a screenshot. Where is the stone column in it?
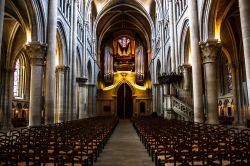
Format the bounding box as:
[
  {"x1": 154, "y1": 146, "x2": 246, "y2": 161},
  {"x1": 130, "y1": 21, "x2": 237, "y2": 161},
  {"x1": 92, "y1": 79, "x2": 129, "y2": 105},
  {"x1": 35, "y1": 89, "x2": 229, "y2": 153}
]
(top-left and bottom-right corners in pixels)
[
  {"x1": 55, "y1": 65, "x2": 68, "y2": 123},
  {"x1": 163, "y1": 83, "x2": 172, "y2": 119},
  {"x1": 180, "y1": 64, "x2": 192, "y2": 91},
  {"x1": 26, "y1": 42, "x2": 46, "y2": 126},
  {"x1": 45, "y1": 0, "x2": 57, "y2": 124},
  {"x1": 0, "y1": 0, "x2": 5, "y2": 61},
  {"x1": 78, "y1": 84, "x2": 86, "y2": 119},
  {"x1": 65, "y1": 66, "x2": 70, "y2": 121},
  {"x1": 76, "y1": 77, "x2": 88, "y2": 119},
  {"x1": 188, "y1": 0, "x2": 205, "y2": 122},
  {"x1": 200, "y1": 39, "x2": 221, "y2": 124},
  {"x1": 88, "y1": 85, "x2": 93, "y2": 117},
  {"x1": 159, "y1": 20, "x2": 166, "y2": 72},
  {"x1": 169, "y1": 0, "x2": 176, "y2": 72},
  {"x1": 83, "y1": 21, "x2": 88, "y2": 78},
  {"x1": 239, "y1": 0, "x2": 250, "y2": 118},
  {"x1": 1, "y1": 68, "x2": 14, "y2": 130},
  {"x1": 71, "y1": 0, "x2": 78, "y2": 120}
]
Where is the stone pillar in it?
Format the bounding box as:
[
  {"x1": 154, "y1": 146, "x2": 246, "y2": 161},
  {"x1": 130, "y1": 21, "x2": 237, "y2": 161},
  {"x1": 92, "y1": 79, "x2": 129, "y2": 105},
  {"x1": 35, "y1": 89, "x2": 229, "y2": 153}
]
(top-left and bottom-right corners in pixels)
[
  {"x1": 0, "y1": 0, "x2": 5, "y2": 61},
  {"x1": 152, "y1": 84, "x2": 157, "y2": 113},
  {"x1": 239, "y1": 0, "x2": 250, "y2": 119},
  {"x1": 1, "y1": 68, "x2": 14, "y2": 130},
  {"x1": 64, "y1": 66, "x2": 70, "y2": 121},
  {"x1": 188, "y1": 0, "x2": 205, "y2": 123},
  {"x1": 88, "y1": 85, "x2": 93, "y2": 117},
  {"x1": 45, "y1": 0, "x2": 57, "y2": 124},
  {"x1": 159, "y1": 20, "x2": 166, "y2": 72},
  {"x1": 70, "y1": 0, "x2": 78, "y2": 120},
  {"x1": 200, "y1": 39, "x2": 221, "y2": 124},
  {"x1": 83, "y1": 21, "x2": 88, "y2": 78},
  {"x1": 180, "y1": 64, "x2": 192, "y2": 91},
  {"x1": 169, "y1": 0, "x2": 176, "y2": 72},
  {"x1": 76, "y1": 77, "x2": 88, "y2": 119},
  {"x1": 163, "y1": 83, "x2": 172, "y2": 119},
  {"x1": 55, "y1": 65, "x2": 68, "y2": 123},
  {"x1": 25, "y1": 42, "x2": 46, "y2": 126},
  {"x1": 78, "y1": 85, "x2": 87, "y2": 119}
]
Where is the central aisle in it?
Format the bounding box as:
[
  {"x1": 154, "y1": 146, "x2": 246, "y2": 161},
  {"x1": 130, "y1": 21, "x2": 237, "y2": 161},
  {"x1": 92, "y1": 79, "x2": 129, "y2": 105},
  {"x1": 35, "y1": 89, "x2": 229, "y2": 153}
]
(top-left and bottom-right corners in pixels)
[{"x1": 95, "y1": 119, "x2": 154, "y2": 166}]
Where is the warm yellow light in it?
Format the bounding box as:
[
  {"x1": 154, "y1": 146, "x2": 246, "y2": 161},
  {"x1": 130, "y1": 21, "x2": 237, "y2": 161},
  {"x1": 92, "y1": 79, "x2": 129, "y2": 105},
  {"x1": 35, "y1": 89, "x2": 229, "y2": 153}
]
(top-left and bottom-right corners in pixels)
[
  {"x1": 137, "y1": 0, "x2": 152, "y2": 13},
  {"x1": 215, "y1": 24, "x2": 221, "y2": 41},
  {"x1": 55, "y1": 45, "x2": 59, "y2": 66},
  {"x1": 102, "y1": 71, "x2": 147, "y2": 91},
  {"x1": 188, "y1": 47, "x2": 192, "y2": 65},
  {"x1": 94, "y1": 0, "x2": 107, "y2": 13},
  {"x1": 26, "y1": 29, "x2": 31, "y2": 44}
]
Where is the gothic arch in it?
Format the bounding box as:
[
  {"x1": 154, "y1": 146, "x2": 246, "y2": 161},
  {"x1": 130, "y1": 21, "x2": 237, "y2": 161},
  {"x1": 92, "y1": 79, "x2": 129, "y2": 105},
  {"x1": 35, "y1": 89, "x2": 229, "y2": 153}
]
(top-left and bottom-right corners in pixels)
[
  {"x1": 200, "y1": 0, "x2": 212, "y2": 41},
  {"x1": 202, "y1": 0, "x2": 236, "y2": 40},
  {"x1": 178, "y1": 19, "x2": 190, "y2": 64},
  {"x1": 3, "y1": 0, "x2": 43, "y2": 68},
  {"x1": 114, "y1": 80, "x2": 135, "y2": 96},
  {"x1": 57, "y1": 21, "x2": 69, "y2": 66},
  {"x1": 156, "y1": 59, "x2": 161, "y2": 83},
  {"x1": 76, "y1": 48, "x2": 82, "y2": 77},
  {"x1": 28, "y1": 0, "x2": 46, "y2": 42},
  {"x1": 87, "y1": 60, "x2": 93, "y2": 84},
  {"x1": 166, "y1": 48, "x2": 171, "y2": 73}
]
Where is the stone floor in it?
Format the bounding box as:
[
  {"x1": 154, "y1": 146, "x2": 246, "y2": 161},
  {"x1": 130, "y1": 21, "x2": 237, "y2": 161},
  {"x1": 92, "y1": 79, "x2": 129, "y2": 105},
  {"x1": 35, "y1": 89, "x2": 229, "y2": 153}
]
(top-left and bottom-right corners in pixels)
[{"x1": 95, "y1": 119, "x2": 154, "y2": 166}]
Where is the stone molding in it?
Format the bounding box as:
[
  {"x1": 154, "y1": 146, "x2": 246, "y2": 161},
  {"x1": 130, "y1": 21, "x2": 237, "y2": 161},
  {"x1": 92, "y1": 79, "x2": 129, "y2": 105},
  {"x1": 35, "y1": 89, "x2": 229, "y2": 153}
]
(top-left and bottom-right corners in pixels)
[
  {"x1": 179, "y1": 64, "x2": 192, "y2": 73},
  {"x1": 25, "y1": 41, "x2": 47, "y2": 66},
  {"x1": 56, "y1": 65, "x2": 70, "y2": 73},
  {"x1": 76, "y1": 77, "x2": 88, "y2": 86},
  {"x1": 200, "y1": 39, "x2": 221, "y2": 64}
]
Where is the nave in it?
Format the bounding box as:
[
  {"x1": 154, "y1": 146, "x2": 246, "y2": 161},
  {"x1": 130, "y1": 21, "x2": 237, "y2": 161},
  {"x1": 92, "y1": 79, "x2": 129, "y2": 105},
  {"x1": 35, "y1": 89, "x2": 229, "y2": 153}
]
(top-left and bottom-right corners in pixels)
[{"x1": 95, "y1": 120, "x2": 153, "y2": 166}]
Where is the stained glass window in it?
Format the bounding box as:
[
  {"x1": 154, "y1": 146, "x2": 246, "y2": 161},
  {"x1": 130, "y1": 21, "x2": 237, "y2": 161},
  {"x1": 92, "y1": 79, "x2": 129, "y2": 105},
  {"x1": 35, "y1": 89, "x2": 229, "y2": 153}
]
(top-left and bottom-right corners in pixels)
[
  {"x1": 13, "y1": 57, "x2": 25, "y2": 98},
  {"x1": 14, "y1": 59, "x2": 20, "y2": 97},
  {"x1": 226, "y1": 63, "x2": 233, "y2": 93}
]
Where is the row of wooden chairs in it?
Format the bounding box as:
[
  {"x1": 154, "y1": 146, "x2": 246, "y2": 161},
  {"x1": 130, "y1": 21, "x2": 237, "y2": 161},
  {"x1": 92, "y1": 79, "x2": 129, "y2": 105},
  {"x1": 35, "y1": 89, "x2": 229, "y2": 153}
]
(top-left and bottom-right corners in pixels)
[
  {"x1": 132, "y1": 116, "x2": 250, "y2": 166},
  {"x1": 0, "y1": 116, "x2": 119, "y2": 166}
]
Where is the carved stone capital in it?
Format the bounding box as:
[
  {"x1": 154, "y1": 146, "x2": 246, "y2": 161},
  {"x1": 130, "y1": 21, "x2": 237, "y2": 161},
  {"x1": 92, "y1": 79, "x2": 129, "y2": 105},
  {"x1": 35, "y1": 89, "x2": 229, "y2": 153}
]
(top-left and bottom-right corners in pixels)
[
  {"x1": 76, "y1": 77, "x2": 88, "y2": 84},
  {"x1": 179, "y1": 64, "x2": 192, "y2": 73},
  {"x1": 56, "y1": 65, "x2": 69, "y2": 73},
  {"x1": 200, "y1": 39, "x2": 221, "y2": 64},
  {"x1": 25, "y1": 41, "x2": 47, "y2": 66}
]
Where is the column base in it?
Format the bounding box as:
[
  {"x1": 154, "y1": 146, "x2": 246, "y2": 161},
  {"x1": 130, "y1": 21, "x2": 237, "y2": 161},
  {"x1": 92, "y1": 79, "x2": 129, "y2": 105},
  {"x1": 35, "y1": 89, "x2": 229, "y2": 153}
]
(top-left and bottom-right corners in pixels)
[
  {"x1": 164, "y1": 109, "x2": 174, "y2": 120},
  {"x1": 206, "y1": 119, "x2": 220, "y2": 125}
]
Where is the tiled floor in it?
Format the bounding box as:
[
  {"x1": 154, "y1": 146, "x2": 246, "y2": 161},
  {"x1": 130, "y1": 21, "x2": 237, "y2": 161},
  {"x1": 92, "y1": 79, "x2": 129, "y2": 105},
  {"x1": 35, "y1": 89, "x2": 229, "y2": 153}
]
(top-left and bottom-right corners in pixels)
[{"x1": 95, "y1": 119, "x2": 154, "y2": 166}]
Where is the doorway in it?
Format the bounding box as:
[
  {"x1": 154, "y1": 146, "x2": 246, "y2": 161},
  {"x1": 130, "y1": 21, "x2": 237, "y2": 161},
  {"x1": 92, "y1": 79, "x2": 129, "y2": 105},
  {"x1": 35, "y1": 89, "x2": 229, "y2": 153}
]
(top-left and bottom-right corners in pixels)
[{"x1": 117, "y1": 83, "x2": 133, "y2": 118}]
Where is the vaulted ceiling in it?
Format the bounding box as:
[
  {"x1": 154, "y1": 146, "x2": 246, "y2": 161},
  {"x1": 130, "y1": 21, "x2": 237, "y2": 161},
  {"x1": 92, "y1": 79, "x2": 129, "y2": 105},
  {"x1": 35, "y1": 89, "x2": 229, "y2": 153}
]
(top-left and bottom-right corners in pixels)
[{"x1": 94, "y1": 0, "x2": 155, "y2": 59}]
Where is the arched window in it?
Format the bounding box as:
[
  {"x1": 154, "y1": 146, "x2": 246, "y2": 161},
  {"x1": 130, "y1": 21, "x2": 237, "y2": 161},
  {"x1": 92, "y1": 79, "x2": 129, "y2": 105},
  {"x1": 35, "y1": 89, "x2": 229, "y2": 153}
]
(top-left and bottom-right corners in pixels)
[
  {"x1": 219, "y1": 53, "x2": 233, "y2": 95},
  {"x1": 14, "y1": 56, "x2": 26, "y2": 98}
]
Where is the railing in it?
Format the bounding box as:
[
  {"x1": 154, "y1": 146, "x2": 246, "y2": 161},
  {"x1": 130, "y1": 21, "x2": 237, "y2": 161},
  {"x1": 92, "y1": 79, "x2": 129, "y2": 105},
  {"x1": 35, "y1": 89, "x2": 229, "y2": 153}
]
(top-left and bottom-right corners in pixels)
[{"x1": 171, "y1": 96, "x2": 194, "y2": 121}]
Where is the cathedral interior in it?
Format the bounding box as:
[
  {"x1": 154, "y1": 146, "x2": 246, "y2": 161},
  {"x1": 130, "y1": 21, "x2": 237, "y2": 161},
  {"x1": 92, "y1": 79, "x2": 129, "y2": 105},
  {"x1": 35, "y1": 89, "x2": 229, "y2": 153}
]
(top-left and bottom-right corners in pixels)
[{"x1": 0, "y1": 0, "x2": 250, "y2": 165}]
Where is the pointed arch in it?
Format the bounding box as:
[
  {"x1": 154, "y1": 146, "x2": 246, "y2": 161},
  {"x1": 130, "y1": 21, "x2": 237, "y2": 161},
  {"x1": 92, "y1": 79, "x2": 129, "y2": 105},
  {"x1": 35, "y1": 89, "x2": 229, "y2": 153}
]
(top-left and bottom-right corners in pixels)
[
  {"x1": 179, "y1": 18, "x2": 190, "y2": 64},
  {"x1": 114, "y1": 80, "x2": 135, "y2": 96},
  {"x1": 87, "y1": 60, "x2": 93, "y2": 83},
  {"x1": 76, "y1": 48, "x2": 82, "y2": 77},
  {"x1": 57, "y1": 21, "x2": 69, "y2": 65}
]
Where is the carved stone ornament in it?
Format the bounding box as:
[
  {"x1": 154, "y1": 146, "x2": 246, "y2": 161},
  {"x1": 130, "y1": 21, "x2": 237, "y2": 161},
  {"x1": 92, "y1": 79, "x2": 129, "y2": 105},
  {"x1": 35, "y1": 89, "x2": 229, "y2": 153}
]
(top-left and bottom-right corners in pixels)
[
  {"x1": 179, "y1": 64, "x2": 192, "y2": 73},
  {"x1": 25, "y1": 41, "x2": 47, "y2": 66},
  {"x1": 76, "y1": 77, "x2": 88, "y2": 84},
  {"x1": 56, "y1": 65, "x2": 70, "y2": 73},
  {"x1": 158, "y1": 72, "x2": 182, "y2": 84},
  {"x1": 200, "y1": 39, "x2": 221, "y2": 64}
]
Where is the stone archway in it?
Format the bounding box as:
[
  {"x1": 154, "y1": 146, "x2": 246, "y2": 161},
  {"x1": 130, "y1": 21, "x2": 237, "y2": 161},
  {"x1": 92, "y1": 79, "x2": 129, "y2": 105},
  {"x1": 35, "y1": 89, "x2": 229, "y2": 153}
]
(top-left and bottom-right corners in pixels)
[{"x1": 117, "y1": 83, "x2": 133, "y2": 119}]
